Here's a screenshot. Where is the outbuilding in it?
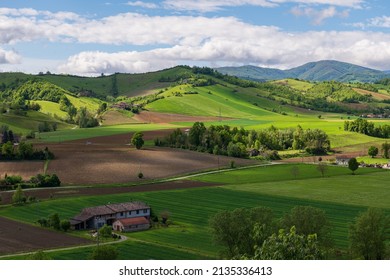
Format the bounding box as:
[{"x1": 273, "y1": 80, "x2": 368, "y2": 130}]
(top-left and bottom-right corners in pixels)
[{"x1": 113, "y1": 217, "x2": 150, "y2": 232}]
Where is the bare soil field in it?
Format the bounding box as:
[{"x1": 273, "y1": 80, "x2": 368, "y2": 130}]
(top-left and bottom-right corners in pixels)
[
  {"x1": 0, "y1": 161, "x2": 45, "y2": 180},
  {"x1": 0, "y1": 131, "x2": 254, "y2": 185},
  {"x1": 0, "y1": 216, "x2": 92, "y2": 255},
  {"x1": 0, "y1": 180, "x2": 216, "y2": 205}
]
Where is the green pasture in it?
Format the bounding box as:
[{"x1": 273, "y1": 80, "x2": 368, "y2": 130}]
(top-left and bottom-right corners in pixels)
[
  {"x1": 35, "y1": 101, "x2": 68, "y2": 119},
  {"x1": 356, "y1": 156, "x2": 390, "y2": 164},
  {"x1": 36, "y1": 123, "x2": 182, "y2": 142},
  {"x1": 272, "y1": 79, "x2": 314, "y2": 91},
  {"x1": 65, "y1": 94, "x2": 101, "y2": 112},
  {"x1": 0, "y1": 111, "x2": 71, "y2": 135},
  {"x1": 147, "y1": 84, "x2": 279, "y2": 119}
]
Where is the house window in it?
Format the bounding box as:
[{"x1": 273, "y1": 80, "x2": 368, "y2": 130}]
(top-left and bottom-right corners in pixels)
[
  {"x1": 136, "y1": 210, "x2": 139, "y2": 214},
  {"x1": 143, "y1": 209, "x2": 148, "y2": 214},
  {"x1": 128, "y1": 211, "x2": 132, "y2": 215},
  {"x1": 120, "y1": 212, "x2": 124, "y2": 216}
]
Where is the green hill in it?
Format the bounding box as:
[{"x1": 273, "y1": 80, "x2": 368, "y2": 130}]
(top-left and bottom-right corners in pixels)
[
  {"x1": 217, "y1": 60, "x2": 389, "y2": 83},
  {"x1": 0, "y1": 66, "x2": 193, "y2": 99}
]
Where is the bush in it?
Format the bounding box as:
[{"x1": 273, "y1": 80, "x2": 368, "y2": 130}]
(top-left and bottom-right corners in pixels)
[{"x1": 98, "y1": 224, "x2": 112, "y2": 238}]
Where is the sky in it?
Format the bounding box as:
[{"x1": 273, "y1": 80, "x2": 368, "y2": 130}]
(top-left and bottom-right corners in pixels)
[{"x1": 0, "y1": 0, "x2": 389, "y2": 75}]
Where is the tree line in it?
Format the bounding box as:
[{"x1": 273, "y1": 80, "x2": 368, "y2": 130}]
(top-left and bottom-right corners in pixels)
[
  {"x1": 344, "y1": 118, "x2": 390, "y2": 138},
  {"x1": 156, "y1": 122, "x2": 331, "y2": 158},
  {"x1": 1, "y1": 173, "x2": 61, "y2": 191},
  {"x1": 1, "y1": 127, "x2": 54, "y2": 161}
]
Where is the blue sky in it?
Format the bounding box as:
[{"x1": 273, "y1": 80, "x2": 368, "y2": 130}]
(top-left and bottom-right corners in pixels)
[{"x1": 0, "y1": 0, "x2": 389, "y2": 75}]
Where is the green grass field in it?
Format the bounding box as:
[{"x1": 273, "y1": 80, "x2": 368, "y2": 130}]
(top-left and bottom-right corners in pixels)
[
  {"x1": 36, "y1": 123, "x2": 182, "y2": 142},
  {"x1": 35, "y1": 101, "x2": 68, "y2": 119},
  {"x1": 0, "y1": 111, "x2": 72, "y2": 134}
]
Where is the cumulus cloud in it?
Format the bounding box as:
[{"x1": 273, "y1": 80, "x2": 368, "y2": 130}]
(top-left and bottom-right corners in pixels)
[
  {"x1": 58, "y1": 29, "x2": 390, "y2": 74},
  {"x1": 290, "y1": 6, "x2": 349, "y2": 25},
  {"x1": 126, "y1": 1, "x2": 159, "y2": 9},
  {"x1": 2, "y1": 7, "x2": 389, "y2": 75},
  {"x1": 163, "y1": 0, "x2": 364, "y2": 12},
  {"x1": 0, "y1": 48, "x2": 21, "y2": 64}
]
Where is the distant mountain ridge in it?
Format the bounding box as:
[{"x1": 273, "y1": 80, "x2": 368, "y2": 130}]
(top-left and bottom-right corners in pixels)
[{"x1": 216, "y1": 60, "x2": 389, "y2": 83}]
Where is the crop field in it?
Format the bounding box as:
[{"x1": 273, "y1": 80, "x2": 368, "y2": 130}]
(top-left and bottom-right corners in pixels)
[
  {"x1": 0, "y1": 217, "x2": 92, "y2": 256},
  {"x1": 1, "y1": 164, "x2": 387, "y2": 259},
  {"x1": 4, "y1": 132, "x2": 252, "y2": 184}
]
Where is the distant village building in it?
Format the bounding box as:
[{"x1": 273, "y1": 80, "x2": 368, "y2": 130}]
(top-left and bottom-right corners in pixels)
[
  {"x1": 335, "y1": 157, "x2": 351, "y2": 166},
  {"x1": 70, "y1": 201, "x2": 150, "y2": 231}
]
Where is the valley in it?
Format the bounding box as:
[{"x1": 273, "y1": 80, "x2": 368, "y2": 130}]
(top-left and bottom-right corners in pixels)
[{"x1": 0, "y1": 63, "x2": 389, "y2": 260}]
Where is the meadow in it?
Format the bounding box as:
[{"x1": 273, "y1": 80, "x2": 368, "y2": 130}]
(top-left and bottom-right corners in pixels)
[{"x1": 35, "y1": 123, "x2": 181, "y2": 142}]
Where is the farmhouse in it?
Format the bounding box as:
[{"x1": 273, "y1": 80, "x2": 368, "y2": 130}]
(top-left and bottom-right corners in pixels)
[
  {"x1": 335, "y1": 157, "x2": 351, "y2": 166},
  {"x1": 70, "y1": 201, "x2": 150, "y2": 231}
]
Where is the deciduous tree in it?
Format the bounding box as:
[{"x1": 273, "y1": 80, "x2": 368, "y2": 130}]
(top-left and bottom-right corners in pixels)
[
  {"x1": 348, "y1": 158, "x2": 359, "y2": 175},
  {"x1": 349, "y1": 208, "x2": 389, "y2": 260},
  {"x1": 131, "y1": 132, "x2": 144, "y2": 150},
  {"x1": 282, "y1": 206, "x2": 333, "y2": 250},
  {"x1": 209, "y1": 207, "x2": 276, "y2": 258},
  {"x1": 254, "y1": 226, "x2": 324, "y2": 260},
  {"x1": 368, "y1": 146, "x2": 378, "y2": 158}
]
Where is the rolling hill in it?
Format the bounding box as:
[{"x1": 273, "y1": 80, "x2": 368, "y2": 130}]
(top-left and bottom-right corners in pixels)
[{"x1": 217, "y1": 60, "x2": 389, "y2": 83}]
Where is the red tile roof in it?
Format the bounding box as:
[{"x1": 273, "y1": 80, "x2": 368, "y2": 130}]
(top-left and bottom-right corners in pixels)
[{"x1": 115, "y1": 217, "x2": 150, "y2": 227}]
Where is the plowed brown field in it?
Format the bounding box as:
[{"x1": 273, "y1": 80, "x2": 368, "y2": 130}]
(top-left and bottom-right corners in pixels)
[
  {"x1": 0, "y1": 217, "x2": 92, "y2": 255},
  {"x1": 0, "y1": 131, "x2": 254, "y2": 185}
]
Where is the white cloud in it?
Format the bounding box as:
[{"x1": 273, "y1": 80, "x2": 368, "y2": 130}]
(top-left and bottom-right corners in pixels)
[
  {"x1": 2, "y1": 7, "x2": 389, "y2": 75},
  {"x1": 0, "y1": 48, "x2": 21, "y2": 64},
  {"x1": 367, "y1": 16, "x2": 390, "y2": 28},
  {"x1": 126, "y1": 1, "x2": 159, "y2": 9},
  {"x1": 163, "y1": 0, "x2": 364, "y2": 12},
  {"x1": 290, "y1": 6, "x2": 349, "y2": 25},
  {"x1": 58, "y1": 29, "x2": 390, "y2": 74}
]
